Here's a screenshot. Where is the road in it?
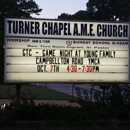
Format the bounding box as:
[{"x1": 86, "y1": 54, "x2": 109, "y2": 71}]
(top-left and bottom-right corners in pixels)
[{"x1": 36, "y1": 83, "x2": 102, "y2": 101}]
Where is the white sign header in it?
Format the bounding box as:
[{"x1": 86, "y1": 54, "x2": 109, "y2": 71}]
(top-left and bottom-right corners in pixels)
[{"x1": 4, "y1": 18, "x2": 129, "y2": 40}]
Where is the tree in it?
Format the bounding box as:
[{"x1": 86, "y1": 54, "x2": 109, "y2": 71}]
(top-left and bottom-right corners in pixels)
[
  {"x1": 58, "y1": 10, "x2": 89, "y2": 20},
  {"x1": 86, "y1": 0, "x2": 130, "y2": 21},
  {"x1": 86, "y1": 0, "x2": 110, "y2": 20},
  {"x1": 73, "y1": 10, "x2": 90, "y2": 20},
  {"x1": 0, "y1": 0, "x2": 42, "y2": 42},
  {"x1": 0, "y1": 0, "x2": 42, "y2": 83},
  {"x1": 58, "y1": 13, "x2": 74, "y2": 19},
  {"x1": 0, "y1": 0, "x2": 42, "y2": 17}
]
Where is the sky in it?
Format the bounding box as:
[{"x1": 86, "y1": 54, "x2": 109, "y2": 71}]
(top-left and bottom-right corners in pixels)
[{"x1": 32, "y1": 0, "x2": 88, "y2": 19}]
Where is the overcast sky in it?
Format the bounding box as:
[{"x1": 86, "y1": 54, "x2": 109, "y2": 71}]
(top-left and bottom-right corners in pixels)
[{"x1": 32, "y1": 0, "x2": 88, "y2": 19}]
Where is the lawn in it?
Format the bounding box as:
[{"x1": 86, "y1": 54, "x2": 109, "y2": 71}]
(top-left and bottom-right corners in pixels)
[{"x1": 0, "y1": 84, "x2": 77, "y2": 101}]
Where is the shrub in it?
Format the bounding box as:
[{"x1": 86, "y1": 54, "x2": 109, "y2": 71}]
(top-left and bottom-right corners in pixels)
[{"x1": 1, "y1": 85, "x2": 130, "y2": 121}]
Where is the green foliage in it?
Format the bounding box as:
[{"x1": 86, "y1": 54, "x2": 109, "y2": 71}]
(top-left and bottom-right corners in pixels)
[
  {"x1": 0, "y1": 0, "x2": 42, "y2": 83},
  {"x1": 0, "y1": 0, "x2": 42, "y2": 42},
  {"x1": 0, "y1": 84, "x2": 76, "y2": 100},
  {"x1": 58, "y1": 10, "x2": 89, "y2": 20},
  {"x1": 87, "y1": 0, "x2": 130, "y2": 21},
  {"x1": 58, "y1": 13, "x2": 74, "y2": 19},
  {"x1": 1, "y1": 85, "x2": 130, "y2": 121},
  {"x1": 58, "y1": 0, "x2": 130, "y2": 21},
  {"x1": 4, "y1": 87, "x2": 36, "y2": 102},
  {"x1": 0, "y1": 0, "x2": 42, "y2": 17},
  {"x1": 86, "y1": 0, "x2": 110, "y2": 20},
  {"x1": 1, "y1": 101, "x2": 130, "y2": 121}
]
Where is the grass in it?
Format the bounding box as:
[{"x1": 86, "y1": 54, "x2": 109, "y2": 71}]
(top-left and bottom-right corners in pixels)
[{"x1": 0, "y1": 84, "x2": 77, "y2": 101}]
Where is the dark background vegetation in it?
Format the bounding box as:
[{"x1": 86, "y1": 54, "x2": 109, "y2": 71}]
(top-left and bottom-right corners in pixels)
[{"x1": 1, "y1": 84, "x2": 130, "y2": 121}]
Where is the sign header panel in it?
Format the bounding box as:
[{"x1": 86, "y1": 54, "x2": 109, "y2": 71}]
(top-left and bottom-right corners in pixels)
[{"x1": 4, "y1": 18, "x2": 129, "y2": 40}]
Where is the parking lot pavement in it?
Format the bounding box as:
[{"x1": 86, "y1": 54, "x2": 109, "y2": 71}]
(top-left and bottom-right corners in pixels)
[
  {"x1": 37, "y1": 83, "x2": 99, "y2": 96},
  {"x1": 0, "y1": 99, "x2": 81, "y2": 108},
  {"x1": 0, "y1": 99, "x2": 9, "y2": 106},
  {"x1": 33, "y1": 100, "x2": 81, "y2": 107}
]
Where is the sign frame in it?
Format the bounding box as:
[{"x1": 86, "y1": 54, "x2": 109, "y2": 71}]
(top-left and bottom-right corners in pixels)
[{"x1": 4, "y1": 17, "x2": 130, "y2": 83}]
